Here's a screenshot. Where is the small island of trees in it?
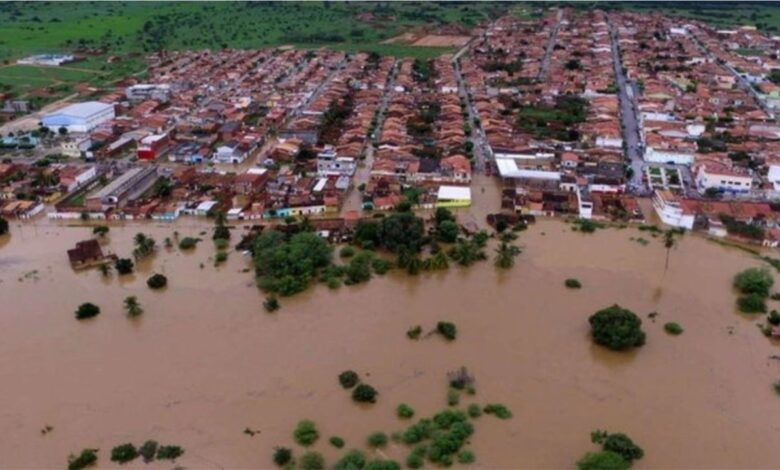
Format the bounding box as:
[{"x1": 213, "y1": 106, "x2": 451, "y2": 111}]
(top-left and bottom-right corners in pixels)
[{"x1": 588, "y1": 305, "x2": 646, "y2": 351}]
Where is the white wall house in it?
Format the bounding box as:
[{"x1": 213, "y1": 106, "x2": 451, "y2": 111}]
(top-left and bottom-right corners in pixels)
[
  {"x1": 316, "y1": 147, "x2": 356, "y2": 177},
  {"x1": 695, "y1": 164, "x2": 753, "y2": 194},
  {"x1": 61, "y1": 136, "x2": 92, "y2": 158},
  {"x1": 652, "y1": 190, "x2": 695, "y2": 230}
]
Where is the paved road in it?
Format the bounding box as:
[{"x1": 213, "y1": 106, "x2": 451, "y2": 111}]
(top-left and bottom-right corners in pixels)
[
  {"x1": 537, "y1": 8, "x2": 564, "y2": 82},
  {"x1": 453, "y1": 58, "x2": 490, "y2": 175},
  {"x1": 609, "y1": 18, "x2": 645, "y2": 191}
]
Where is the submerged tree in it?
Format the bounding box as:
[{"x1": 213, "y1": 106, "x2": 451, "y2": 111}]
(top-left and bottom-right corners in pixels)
[
  {"x1": 494, "y1": 242, "x2": 521, "y2": 269},
  {"x1": 123, "y1": 296, "x2": 143, "y2": 317},
  {"x1": 132, "y1": 233, "x2": 157, "y2": 260}
]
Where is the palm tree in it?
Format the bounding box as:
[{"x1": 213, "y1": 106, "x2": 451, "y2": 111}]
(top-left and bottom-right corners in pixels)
[
  {"x1": 663, "y1": 229, "x2": 675, "y2": 271},
  {"x1": 494, "y1": 242, "x2": 521, "y2": 269},
  {"x1": 123, "y1": 296, "x2": 143, "y2": 317},
  {"x1": 133, "y1": 233, "x2": 156, "y2": 259},
  {"x1": 449, "y1": 239, "x2": 485, "y2": 266}
]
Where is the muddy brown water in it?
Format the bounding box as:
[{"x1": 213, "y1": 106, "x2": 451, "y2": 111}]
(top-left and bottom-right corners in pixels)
[{"x1": 1, "y1": 218, "x2": 779, "y2": 469}]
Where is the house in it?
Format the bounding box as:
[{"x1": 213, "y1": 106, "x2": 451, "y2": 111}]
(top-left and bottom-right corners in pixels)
[
  {"x1": 437, "y1": 185, "x2": 471, "y2": 208},
  {"x1": 58, "y1": 166, "x2": 97, "y2": 193},
  {"x1": 61, "y1": 136, "x2": 92, "y2": 158},
  {"x1": 317, "y1": 146, "x2": 356, "y2": 176},
  {"x1": 213, "y1": 142, "x2": 248, "y2": 164},
  {"x1": 695, "y1": 161, "x2": 753, "y2": 194},
  {"x1": 67, "y1": 239, "x2": 114, "y2": 269},
  {"x1": 652, "y1": 189, "x2": 695, "y2": 230},
  {"x1": 137, "y1": 134, "x2": 170, "y2": 161}
]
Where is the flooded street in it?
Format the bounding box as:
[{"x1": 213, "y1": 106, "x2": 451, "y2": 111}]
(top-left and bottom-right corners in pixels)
[{"x1": 1, "y1": 218, "x2": 780, "y2": 469}]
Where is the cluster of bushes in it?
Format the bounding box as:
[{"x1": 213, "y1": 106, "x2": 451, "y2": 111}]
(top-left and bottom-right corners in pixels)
[
  {"x1": 578, "y1": 431, "x2": 643, "y2": 470},
  {"x1": 572, "y1": 218, "x2": 605, "y2": 233},
  {"x1": 75, "y1": 302, "x2": 100, "y2": 320},
  {"x1": 589, "y1": 305, "x2": 646, "y2": 351},
  {"x1": 178, "y1": 236, "x2": 200, "y2": 250},
  {"x1": 337, "y1": 370, "x2": 378, "y2": 404},
  {"x1": 733, "y1": 268, "x2": 773, "y2": 313},
  {"x1": 405, "y1": 322, "x2": 458, "y2": 341},
  {"x1": 115, "y1": 257, "x2": 135, "y2": 275},
  {"x1": 565, "y1": 278, "x2": 582, "y2": 289},
  {"x1": 69, "y1": 441, "x2": 183, "y2": 469},
  {"x1": 399, "y1": 409, "x2": 476, "y2": 467},
  {"x1": 254, "y1": 231, "x2": 332, "y2": 296}
]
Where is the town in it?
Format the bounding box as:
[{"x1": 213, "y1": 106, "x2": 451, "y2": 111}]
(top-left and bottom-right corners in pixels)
[{"x1": 3, "y1": 6, "x2": 780, "y2": 247}]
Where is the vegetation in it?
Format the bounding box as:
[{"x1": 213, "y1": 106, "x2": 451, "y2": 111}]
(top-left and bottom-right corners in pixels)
[
  {"x1": 293, "y1": 420, "x2": 319, "y2": 447},
  {"x1": 734, "y1": 268, "x2": 774, "y2": 297},
  {"x1": 589, "y1": 305, "x2": 646, "y2": 351},
  {"x1": 132, "y1": 233, "x2": 157, "y2": 260},
  {"x1": 494, "y1": 241, "x2": 521, "y2": 268},
  {"x1": 577, "y1": 451, "x2": 630, "y2": 470},
  {"x1": 565, "y1": 278, "x2": 583, "y2": 289},
  {"x1": 146, "y1": 273, "x2": 167, "y2": 289},
  {"x1": 338, "y1": 370, "x2": 360, "y2": 389},
  {"x1": 123, "y1": 296, "x2": 143, "y2": 317},
  {"x1": 329, "y1": 436, "x2": 345, "y2": 449},
  {"x1": 397, "y1": 403, "x2": 415, "y2": 419},
  {"x1": 458, "y1": 449, "x2": 476, "y2": 464},
  {"x1": 138, "y1": 440, "x2": 158, "y2": 463},
  {"x1": 602, "y1": 433, "x2": 644, "y2": 463},
  {"x1": 467, "y1": 404, "x2": 482, "y2": 418},
  {"x1": 663, "y1": 322, "x2": 684, "y2": 335},
  {"x1": 517, "y1": 95, "x2": 588, "y2": 141},
  {"x1": 572, "y1": 218, "x2": 605, "y2": 233},
  {"x1": 156, "y1": 445, "x2": 183, "y2": 460},
  {"x1": 447, "y1": 389, "x2": 460, "y2": 406},
  {"x1": 407, "y1": 325, "x2": 423, "y2": 339},
  {"x1": 214, "y1": 237, "x2": 230, "y2": 250},
  {"x1": 92, "y1": 225, "x2": 109, "y2": 237},
  {"x1": 263, "y1": 296, "x2": 280, "y2": 312},
  {"x1": 436, "y1": 321, "x2": 457, "y2": 341},
  {"x1": 178, "y1": 237, "x2": 199, "y2": 250},
  {"x1": 67, "y1": 448, "x2": 98, "y2": 470},
  {"x1": 483, "y1": 403, "x2": 513, "y2": 419},
  {"x1": 272, "y1": 447, "x2": 293, "y2": 467},
  {"x1": 299, "y1": 451, "x2": 325, "y2": 470},
  {"x1": 774, "y1": 380, "x2": 780, "y2": 396},
  {"x1": 110, "y1": 443, "x2": 138, "y2": 464},
  {"x1": 75, "y1": 302, "x2": 100, "y2": 320},
  {"x1": 737, "y1": 293, "x2": 767, "y2": 313},
  {"x1": 254, "y1": 231, "x2": 332, "y2": 296},
  {"x1": 352, "y1": 383, "x2": 378, "y2": 404},
  {"x1": 339, "y1": 246, "x2": 356, "y2": 258},
  {"x1": 114, "y1": 258, "x2": 134, "y2": 275},
  {"x1": 0, "y1": 216, "x2": 8, "y2": 235},
  {"x1": 367, "y1": 432, "x2": 389, "y2": 448},
  {"x1": 335, "y1": 450, "x2": 367, "y2": 470}
]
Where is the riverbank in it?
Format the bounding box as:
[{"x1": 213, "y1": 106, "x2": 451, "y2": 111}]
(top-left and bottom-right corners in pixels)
[{"x1": 0, "y1": 219, "x2": 779, "y2": 468}]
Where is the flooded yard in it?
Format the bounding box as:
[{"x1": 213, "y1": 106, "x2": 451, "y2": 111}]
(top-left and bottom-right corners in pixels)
[{"x1": 0, "y1": 218, "x2": 779, "y2": 468}]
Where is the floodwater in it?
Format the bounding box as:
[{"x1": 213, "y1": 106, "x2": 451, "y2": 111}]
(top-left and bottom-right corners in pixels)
[{"x1": 1, "y1": 217, "x2": 780, "y2": 469}]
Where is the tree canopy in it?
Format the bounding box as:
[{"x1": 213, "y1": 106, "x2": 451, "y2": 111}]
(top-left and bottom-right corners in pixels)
[
  {"x1": 254, "y1": 231, "x2": 332, "y2": 296},
  {"x1": 588, "y1": 305, "x2": 646, "y2": 351},
  {"x1": 733, "y1": 268, "x2": 774, "y2": 297}
]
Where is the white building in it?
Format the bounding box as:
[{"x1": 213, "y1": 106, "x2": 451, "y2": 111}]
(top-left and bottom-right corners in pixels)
[
  {"x1": 695, "y1": 163, "x2": 753, "y2": 194},
  {"x1": 643, "y1": 146, "x2": 695, "y2": 166},
  {"x1": 41, "y1": 102, "x2": 115, "y2": 133},
  {"x1": 652, "y1": 190, "x2": 695, "y2": 230},
  {"x1": 61, "y1": 136, "x2": 92, "y2": 158},
  {"x1": 17, "y1": 54, "x2": 74, "y2": 66},
  {"x1": 316, "y1": 146, "x2": 356, "y2": 177},
  {"x1": 125, "y1": 84, "x2": 172, "y2": 103}
]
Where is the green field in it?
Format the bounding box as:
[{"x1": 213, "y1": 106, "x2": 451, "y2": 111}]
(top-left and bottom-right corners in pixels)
[{"x1": 600, "y1": 2, "x2": 780, "y2": 33}]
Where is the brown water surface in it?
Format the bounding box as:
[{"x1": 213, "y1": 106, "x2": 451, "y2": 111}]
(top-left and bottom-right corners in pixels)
[{"x1": 1, "y1": 219, "x2": 779, "y2": 469}]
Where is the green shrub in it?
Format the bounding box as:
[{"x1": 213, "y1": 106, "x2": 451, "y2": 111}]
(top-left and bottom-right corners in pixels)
[
  {"x1": 156, "y1": 445, "x2": 183, "y2": 460},
  {"x1": 114, "y1": 258, "x2": 134, "y2": 274},
  {"x1": 299, "y1": 451, "x2": 325, "y2": 470},
  {"x1": 339, "y1": 246, "x2": 355, "y2": 258},
  {"x1": 603, "y1": 433, "x2": 644, "y2": 462},
  {"x1": 483, "y1": 403, "x2": 512, "y2": 419},
  {"x1": 734, "y1": 268, "x2": 773, "y2": 297},
  {"x1": 329, "y1": 436, "x2": 345, "y2": 448},
  {"x1": 178, "y1": 237, "x2": 199, "y2": 250},
  {"x1": 577, "y1": 451, "x2": 629, "y2": 470},
  {"x1": 364, "y1": 459, "x2": 401, "y2": 470},
  {"x1": 214, "y1": 238, "x2": 230, "y2": 250},
  {"x1": 215, "y1": 251, "x2": 228, "y2": 264},
  {"x1": 338, "y1": 370, "x2": 359, "y2": 389},
  {"x1": 352, "y1": 383, "x2": 378, "y2": 403},
  {"x1": 372, "y1": 257, "x2": 392, "y2": 274},
  {"x1": 264, "y1": 296, "x2": 280, "y2": 312},
  {"x1": 664, "y1": 322, "x2": 683, "y2": 335},
  {"x1": 565, "y1": 278, "x2": 582, "y2": 289},
  {"x1": 75, "y1": 302, "x2": 100, "y2": 320},
  {"x1": 68, "y1": 449, "x2": 98, "y2": 470},
  {"x1": 447, "y1": 389, "x2": 459, "y2": 406},
  {"x1": 467, "y1": 403, "x2": 482, "y2": 418},
  {"x1": 334, "y1": 450, "x2": 366, "y2": 470},
  {"x1": 293, "y1": 420, "x2": 319, "y2": 446},
  {"x1": 406, "y1": 451, "x2": 424, "y2": 469},
  {"x1": 737, "y1": 294, "x2": 767, "y2": 313},
  {"x1": 397, "y1": 403, "x2": 415, "y2": 419},
  {"x1": 138, "y1": 440, "x2": 158, "y2": 463},
  {"x1": 367, "y1": 432, "x2": 388, "y2": 448},
  {"x1": 272, "y1": 447, "x2": 293, "y2": 467},
  {"x1": 110, "y1": 443, "x2": 138, "y2": 464},
  {"x1": 773, "y1": 381, "x2": 780, "y2": 395},
  {"x1": 407, "y1": 325, "x2": 422, "y2": 339},
  {"x1": 769, "y1": 310, "x2": 780, "y2": 326},
  {"x1": 589, "y1": 305, "x2": 646, "y2": 351},
  {"x1": 146, "y1": 273, "x2": 167, "y2": 289},
  {"x1": 458, "y1": 449, "x2": 476, "y2": 464},
  {"x1": 436, "y1": 321, "x2": 457, "y2": 341}
]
